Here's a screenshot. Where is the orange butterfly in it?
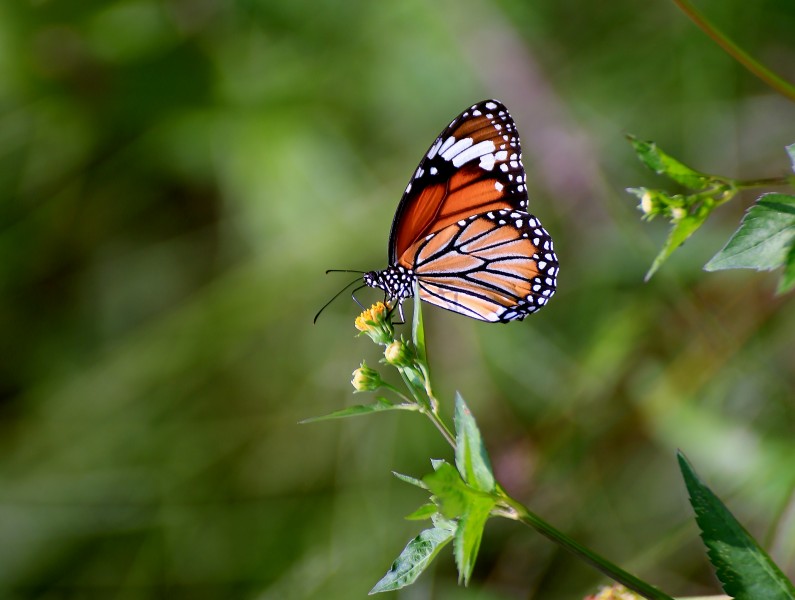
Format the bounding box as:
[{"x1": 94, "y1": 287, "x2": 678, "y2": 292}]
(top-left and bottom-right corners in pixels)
[{"x1": 363, "y1": 100, "x2": 558, "y2": 323}]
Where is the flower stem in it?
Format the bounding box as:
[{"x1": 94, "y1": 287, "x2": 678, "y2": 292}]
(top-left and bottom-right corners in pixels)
[
  {"x1": 496, "y1": 493, "x2": 675, "y2": 600},
  {"x1": 671, "y1": 0, "x2": 795, "y2": 103},
  {"x1": 732, "y1": 175, "x2": 795, "y2": 190},
  {"x1": 421, "y1": 405, "x2": 456, "y2": 448}
]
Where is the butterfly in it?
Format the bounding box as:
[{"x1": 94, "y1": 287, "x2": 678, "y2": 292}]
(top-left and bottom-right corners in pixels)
[{"x1": 361, "y1": 100, "x2": 558, "y2": 323}]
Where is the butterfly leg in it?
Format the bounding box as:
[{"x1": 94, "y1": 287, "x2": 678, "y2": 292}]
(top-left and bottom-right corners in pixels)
[{"x1": 350, "y1": 288, "x2": 366, "y2": 310}]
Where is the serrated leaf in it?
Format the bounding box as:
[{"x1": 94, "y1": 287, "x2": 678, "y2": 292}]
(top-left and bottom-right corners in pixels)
[
  {"x1": 423, "y1": 461, "x2": 469, "y2": 519},
  {"x1": 678, "y1": 451, "x2": 795, "y2": 600},
  {"x1": 299, "y1": 398, "x2": 415, "y2": 423},
  {"x1": 454, "y1": 494, "x2": 496, "y2": 585},
  {"x1": 645, "y1": 211, "x2": 710, "y2": 280},
  {"x1": 454, "y1": 393, "x2": 496, "y2": 493},
  {"x1": 405, "y1": 503, "x2": 438, "y2": 520},
  {"x1": 705, "y1": 193, "x2": 795, "y2": 273},
  {"x1": 629, "y1": 137, "x2": 710, "y2": 190},
  {"x1": 392, "y1": 471, "x2": 428, "y2": 490},
  {"x1": 369, "y1": 526, "x2": 454, "y2": 594},
  {"x1": 786, "y1": 143, "x2": 795, "y2": 175}
]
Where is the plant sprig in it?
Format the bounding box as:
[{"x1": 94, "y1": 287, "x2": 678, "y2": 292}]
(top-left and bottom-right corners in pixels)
[
  {"x1": 306, "y1": 288, "x2": 794, "y2": 598},
  {"x1": 627, "y1": 138, "x2": 795, "y2": 290}
]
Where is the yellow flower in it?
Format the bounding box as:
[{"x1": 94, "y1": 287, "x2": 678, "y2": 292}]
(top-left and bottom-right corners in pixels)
[
  {"x1": 355, "y1": 302, "x2": 388, "y2": 332},
  {"x1": 584, "y1": 584, "x2": 641, "y2": 600},
  {"x1": 354, "y1": 302, "x2": 394, "y2": 345}
]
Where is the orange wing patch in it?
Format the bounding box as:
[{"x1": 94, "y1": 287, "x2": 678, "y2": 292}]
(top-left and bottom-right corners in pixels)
[{"x1": 418, "y1": 281, "x2": 511, "y2": 323}]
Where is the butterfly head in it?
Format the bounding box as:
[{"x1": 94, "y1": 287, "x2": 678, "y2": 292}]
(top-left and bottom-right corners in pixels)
[{"x1": 363, "y1": 266, "x2": 415, "y2": 302}]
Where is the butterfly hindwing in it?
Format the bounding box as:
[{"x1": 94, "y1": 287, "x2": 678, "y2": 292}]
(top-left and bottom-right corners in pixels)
[{"x1": 408, "y1": 212, "x2": 557, "y2": 322}]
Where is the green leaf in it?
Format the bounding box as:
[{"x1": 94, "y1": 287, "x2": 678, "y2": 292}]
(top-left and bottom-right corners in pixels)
[
  {"x1": 454, "y1": 494, "x2": 496, "y2": 585},
  {"x1": 405, "y1": 503, "x2": 438, "y2": 520},
  {"x1": 678, "y1": 451, "x2": 795, "y2": 600},
  {"x1": 299, "y1": 398, "x2": 416, "y2": 423},
  {"x1": 646, "y1": 210, "x2": 710, "y2": 280},
  {"x1": 423, "y1": 461, "x2": 469, "y2": 519},
  {"x1": 629, "y1": 136, "x2": 711, "y2": 190},
  {"x1": 369, "y1": 526, "x2": 454, "y2": 594},
  {"x1": 705, "y1": 194, "x2": 795, "y2": 273},
  {"x1": 411, "y1": 280, "x2": 427, "y2": 364},
  {"x1": 786, "y1": 143, "x2": 795, "y2": 174},
  {"x1": 454, "y1": 394, "x2": 496, "y2": 492},
  {"x1": 392, "y1": 471, "x2": 428, "y2": 490}
]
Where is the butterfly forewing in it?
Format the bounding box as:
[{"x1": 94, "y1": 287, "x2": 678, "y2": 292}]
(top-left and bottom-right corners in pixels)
[{"x1": 388, "y1": 100, "x2": 530, "y2": 264}]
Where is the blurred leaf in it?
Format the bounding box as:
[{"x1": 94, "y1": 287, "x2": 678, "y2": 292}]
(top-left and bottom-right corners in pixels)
[
  {"x1": 628, "y1": 136, "x2": 711, "y2": 190},
  {"x1": 646, "y1": 210, "x2": 710, "y2": 280},
  {"x1": 678, "y1": 451, "x2": 795, "y2": 600},
  {"x1": 454, "y1": 493, "x2": 496, "y2": 586},
  {"x1": 423, "y1": 444, "x2": 497, "y2": 586},
  {"x1": 405, "y1": 503, "x2": 438, "y2": 520},
  {"x1": 787, "y1": 143, "x2": 795, "y2": 174},
  {"x1": 369, "y1": 526, "x2": 454, "y2": 594},
  {"x1": 454, "y1": 393, "x2": 496, "y2": 493},
  {"x1": 300, "y1": 398, "x2": 416, "y2": 423},
  {"x1": 704, "y1": 194, "x2": 795, "y2": 277},
  {"x1": 392, "y1": 471, "x2": 428, "y2": 490},
  {"x1": 423, "y1": 461, "x2": 469, "y2": 519}
]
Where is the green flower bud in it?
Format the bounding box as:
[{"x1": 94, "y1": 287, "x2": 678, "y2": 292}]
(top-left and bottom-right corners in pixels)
[
  {"x1": 639, "y1": 191, "x2": 654, "y2": 215},
  {"x1": 670, "y1": 206, "x2": 687, "y2": 221},
  {"x1": 384, "y1": 340, "x2": 414, "y2": 367},
  {"x1": 351, "y1": 362, "x2": 383, "y2": 392}
]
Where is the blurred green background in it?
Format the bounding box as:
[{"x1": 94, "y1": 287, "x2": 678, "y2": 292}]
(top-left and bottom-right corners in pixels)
[{"x1": 1, "y1": 0, "x2": 794, "y2": 598}]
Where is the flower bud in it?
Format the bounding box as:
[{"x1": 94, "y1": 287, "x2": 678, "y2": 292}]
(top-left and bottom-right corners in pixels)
[
  {"x1": 384, "y1": 340, "x2": 414, "y2": 367},
  {"x1": 670, "y1": 206, "x2": 687, "y2": 221},
  {"x1": 639, "y1": 191, "x2": 654, "y2": 216},
  {"x1": 351, "y1": 362, "x2": 383, "y2": 392}
]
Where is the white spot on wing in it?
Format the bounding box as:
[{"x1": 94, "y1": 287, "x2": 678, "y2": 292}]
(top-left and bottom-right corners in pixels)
[
  {"x1": 451, "y1": 140, "x2": 496, "y2": 167},
  {"x1": 427, "y1": 138, "x2": 443, "y2": 159},
  {"x1": 441, "y1": 137, "x2": 474, "y2": 161},
  {"x1": 437, "y1": 136, "x2": 456, "y2": 158},
  {"x1": 479, "y1": 153, "x2": 495, "y2": 170}
]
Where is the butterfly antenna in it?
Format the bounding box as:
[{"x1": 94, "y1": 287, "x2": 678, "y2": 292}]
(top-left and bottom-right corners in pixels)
[
  {"x1": 325, "y1": 269, "x2": 365, "y2": 275},
  {"x1": 313, "y1": 275, "x2": 365, "y2": 324}
]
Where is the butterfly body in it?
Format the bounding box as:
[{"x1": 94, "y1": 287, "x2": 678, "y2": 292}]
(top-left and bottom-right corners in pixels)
[{"x1": 364, "y1": 100, "x2": 558, "y2": 323}]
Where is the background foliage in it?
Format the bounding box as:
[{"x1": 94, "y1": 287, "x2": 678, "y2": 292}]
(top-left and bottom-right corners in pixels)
[{"x1": 1, "y1": 0, "x2": 793, "y2": 598}]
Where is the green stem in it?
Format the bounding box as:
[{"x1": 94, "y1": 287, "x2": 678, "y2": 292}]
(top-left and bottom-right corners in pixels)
[
  {"x1": 381, "y1": 382, "x2": 414, "y2": 405},
  {"x1": 732, "y1": 175, "x2": 795, "y2": 190},
  {"x1": 497, "y1": 493, "x2": 675, "y2": 600},
  {"x1": 421, "y1": 405, "x2": 456, "y2": 448},
  {"x1": 394, "y1": 363, "x2": 456, "y2": 447},
  {"x1": 671, "y1": 0, "x2": 795, "y2": 102}
]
